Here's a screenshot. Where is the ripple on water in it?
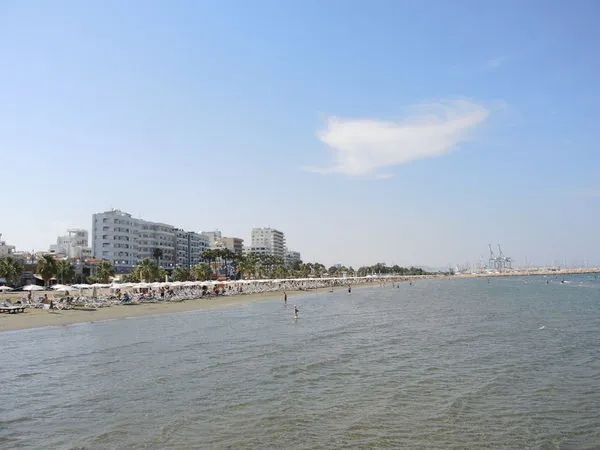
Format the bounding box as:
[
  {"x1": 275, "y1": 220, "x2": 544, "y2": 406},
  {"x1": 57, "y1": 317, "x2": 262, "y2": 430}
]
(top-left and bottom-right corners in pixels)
[{"x1": 1, "y1": 276, "x2": 600, "y2": 448}]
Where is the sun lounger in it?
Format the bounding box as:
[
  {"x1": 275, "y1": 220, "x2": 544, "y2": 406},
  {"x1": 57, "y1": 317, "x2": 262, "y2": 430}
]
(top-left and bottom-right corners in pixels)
[{"x1": 0, "y1": 306, "x2": 26, "y2": 314}]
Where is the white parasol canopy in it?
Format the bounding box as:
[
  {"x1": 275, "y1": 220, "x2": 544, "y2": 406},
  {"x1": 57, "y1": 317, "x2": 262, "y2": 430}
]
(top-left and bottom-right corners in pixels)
[
  {"x1": 22, "y1": 284, "x2": 44, "y2": 291},
  {"x1": 0, "y1": 285, "x2": 13, "y2": 291},
  {"x1": 53, "y1": 286, "x2": 72, "y2": 292},
  {"x1": 51, "y1": 284, "x2": 69, "y2": 290}
]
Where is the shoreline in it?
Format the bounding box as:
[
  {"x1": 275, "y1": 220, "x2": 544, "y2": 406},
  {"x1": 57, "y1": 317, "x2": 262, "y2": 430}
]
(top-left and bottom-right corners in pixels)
[
  {"x1": 0, "y1": 281, "x2": 385, "y2": 333},
  {"x1": 2, "y1": 269, "x2": 599, "y2": 332}
]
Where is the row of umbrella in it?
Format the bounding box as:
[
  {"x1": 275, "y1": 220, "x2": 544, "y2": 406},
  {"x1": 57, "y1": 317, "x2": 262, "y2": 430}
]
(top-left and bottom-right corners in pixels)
[{"x1": 0, "y1": 275, "x2": 396, "y2": 293}]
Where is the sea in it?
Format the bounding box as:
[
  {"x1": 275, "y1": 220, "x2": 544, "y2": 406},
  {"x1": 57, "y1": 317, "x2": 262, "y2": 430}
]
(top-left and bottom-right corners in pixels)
[{"x1": 1, "y1": 274, "x2": 599, "y2": 449}]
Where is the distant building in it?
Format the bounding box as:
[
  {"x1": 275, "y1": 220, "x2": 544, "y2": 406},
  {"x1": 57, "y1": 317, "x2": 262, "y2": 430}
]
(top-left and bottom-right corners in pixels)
[
  {"x1": 92, "y1": 209, "x2": 177, "y2": 272},
  {"x1": 201, "y1": 231, "x2": 222, "y2": 248},
  {"x1": 214, "y1": 236, "x2": 244, "y2": 255},
  {"x1": 175, "y1": 230, "x2": 210, "y2": 268},
  {"x1": 285, "y1": 249, "x2": 302, "y2": 267},
  {"x1": 250, "y1": 228, "x2": 286, "y2": 259},
  {"x1": 0, "y1": 233, "x2": 15, "y2": 257},
  {"x1": 49, "y1": 229, "x2": 92, "y2": 259}
]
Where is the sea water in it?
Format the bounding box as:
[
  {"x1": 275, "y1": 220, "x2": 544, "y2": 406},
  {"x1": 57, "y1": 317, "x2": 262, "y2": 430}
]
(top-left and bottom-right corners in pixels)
[{"x1": 1, "y1": 275, "x2": 599, "y2": 449}]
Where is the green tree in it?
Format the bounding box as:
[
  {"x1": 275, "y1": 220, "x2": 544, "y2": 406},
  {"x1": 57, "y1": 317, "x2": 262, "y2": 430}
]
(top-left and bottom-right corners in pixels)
[
  {"x1": 0, "y1": 256, "x2": 24, "y2": 286},
  {"x1": 192, "y1": 262, "x2": 213, "y2": 281},
  {"x1": 273, "y1": 264, "x2": 288, "y2": 279},
  {"x1": 237, "y1": 254, "x2": 256, "y2": 279},
  {"x1": 55, "y1": 260, "x2": 74, "y2": 284},
  {"x1": 37, "y1": 254, "x2": 57, "y2": 287},
  {"x1": 299, "y1": 263, "x2": 311, "y2": 278},
  {"x1": 97, "y1": 260, "x2": 115, "y2": 283},
  {"x1": 201, "y1": 249, "x2": 217, "y2": 275},
  {"x1": 172, "y1": 267, "x2": 191, "y2": 281},
  {"x1": 152, "y1": 248, "x2": 163, "y2": 268},
  {"x1": 134, "y1": 258, "x2": 160, "y2": 282}
]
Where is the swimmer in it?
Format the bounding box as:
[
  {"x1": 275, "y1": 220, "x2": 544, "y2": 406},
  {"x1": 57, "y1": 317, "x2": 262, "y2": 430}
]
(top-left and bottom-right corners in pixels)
[{"x1": 294, "y1": 305, "x2": 299, "y2": 319}]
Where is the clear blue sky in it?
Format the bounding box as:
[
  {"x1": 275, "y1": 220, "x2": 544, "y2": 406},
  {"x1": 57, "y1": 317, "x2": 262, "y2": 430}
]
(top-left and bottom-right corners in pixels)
[{"x1": 1, "y1": 0, "x2": 599, "y2": 269}]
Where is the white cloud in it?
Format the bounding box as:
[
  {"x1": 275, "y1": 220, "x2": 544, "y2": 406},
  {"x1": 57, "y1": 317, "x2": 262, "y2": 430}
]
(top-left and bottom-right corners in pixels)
[{"x1": 307, "y1": 99, "x2": 490, "y2": 177}]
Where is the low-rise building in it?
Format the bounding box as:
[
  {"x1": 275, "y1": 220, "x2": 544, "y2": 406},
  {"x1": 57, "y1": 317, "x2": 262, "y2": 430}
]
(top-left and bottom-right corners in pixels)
[
  {"x1": 0, "y1": 233, "x2": 15, "y2": 257},
  {"x1": 285, "y1": 249, "x2": 302, "y2": 268},
  {"x1": 214, "y1": 236, "x2": 244, "y2": 255},
  {"x1": 201, "y1": 231, "x2": 222, "y2": 248},
  {"x1": 49, "y1": 229, "x2": 92, "y2": 259}
]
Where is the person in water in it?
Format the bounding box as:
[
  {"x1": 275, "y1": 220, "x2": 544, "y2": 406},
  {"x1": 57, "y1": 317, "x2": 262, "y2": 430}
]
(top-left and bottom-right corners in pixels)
[
  {"x1": 294, "y1": 305, "x2": 299, "y2": 318},
  {"x1": 348, "y1": 285, "x2": 351, "y2": 293},
  {"x1": 284, "y1": 291, "x2": 287, "y2": 303}
]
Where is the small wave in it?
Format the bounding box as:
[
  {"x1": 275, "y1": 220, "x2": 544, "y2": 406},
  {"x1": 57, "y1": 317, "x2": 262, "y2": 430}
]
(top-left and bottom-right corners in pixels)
[
  {"x1": 18, "y1": 372, "x2": 42, "y2": 378},
  {"x1": 0, "y1": 416, "x2": 32, "y2": 425}
]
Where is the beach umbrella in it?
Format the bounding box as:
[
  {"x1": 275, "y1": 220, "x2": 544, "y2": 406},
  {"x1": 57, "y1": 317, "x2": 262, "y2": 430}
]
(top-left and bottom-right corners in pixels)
[
  {"x1": 22, "y1": 284, "x2": 44, "y2": 291},
  {"x1": 0, "y1": 285, "x2": 13, "y2": 291},
  {"x1": 51, "y1": 284, "x2": 69, "y2": 290},
  {"x1": 53, "y1": 286, "x2": 72, "y2": 292}
]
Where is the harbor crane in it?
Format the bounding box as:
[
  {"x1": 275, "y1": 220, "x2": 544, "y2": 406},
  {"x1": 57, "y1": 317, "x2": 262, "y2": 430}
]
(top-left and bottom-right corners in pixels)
[{"x1": 488, "y1": 243, "x2": 513, "y2": 271}]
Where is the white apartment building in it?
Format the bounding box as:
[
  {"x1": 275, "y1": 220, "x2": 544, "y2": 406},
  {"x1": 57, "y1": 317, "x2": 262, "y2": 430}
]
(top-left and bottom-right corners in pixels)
[
  {"x1": 49, "y1": 229, "x2": 92, "y2": 259},
  {"x1": 250, "y1": 228, "x2": 286, "y2": 259},
  {"x1": 201, "y1": 231, "x2": 222, "y2": 248},
  {"x1": 92, "y1": 209, "x2": 177, "y2": 272},
  {"x1": 0, "y1": 233, "x2": 15, "y2": 257},
  {"x1": 175, "y1": 230, "x2": 210, "y2": 268},
  {"x1": 214, "y1": 236, "x2": 244, "y2": 255},
  {"x1": 285, "y1": 249, "x2": 302, "y2": 267}
]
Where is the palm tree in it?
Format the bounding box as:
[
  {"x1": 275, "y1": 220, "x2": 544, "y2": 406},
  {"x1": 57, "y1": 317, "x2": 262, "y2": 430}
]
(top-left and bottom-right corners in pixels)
[
  {"x1": 273, "y1": 265, "x2": 288, "y2": 279},
  {"x1": 37, "y1": 254, "x2": 57, "y2": 287},
  {"x1": 96, "y1": 260, "x2": 115, "y2": 283},
  {"x1": 55, "y1": 260, "x2": 75, "y2": 284},
  {"x1": 152, "y1": 248, "x2": 163, "y2": 268},
  {"x1": 172, "y1": 267, "x2": 191, "y2": 282},
  {"x1": 0, "y1": 256, "x2": 24, "y2": 286},
  {"x1": 192, "y1": 263, "x2": 212, "y2": 281},
  {"x1": 299, "y1": 263, "x2": 311, "y2": 278},
  {"x1": 236, "y1": 254, "x2": 255, "y2": 279},
  {"x1": 134, "y1": 258, "x2": 159, "y2": 282}
]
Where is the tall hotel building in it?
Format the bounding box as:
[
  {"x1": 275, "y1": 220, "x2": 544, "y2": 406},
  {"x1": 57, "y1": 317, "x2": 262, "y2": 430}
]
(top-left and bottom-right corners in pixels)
[
  {"x1": 250, "y1": 228, "x2": 286, "y2": 259},
  {"x1": 175, "y1": 229, "x2": 210, "y2": 268},
  {"x1": 92, "y1": 209, "x2": 207, "y2": 272}
]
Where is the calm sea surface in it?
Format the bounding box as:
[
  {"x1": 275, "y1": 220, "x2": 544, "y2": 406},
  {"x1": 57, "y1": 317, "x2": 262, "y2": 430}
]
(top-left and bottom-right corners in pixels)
[{"x1": 1, "y1": 275, "x2": 599, "y2": 449}]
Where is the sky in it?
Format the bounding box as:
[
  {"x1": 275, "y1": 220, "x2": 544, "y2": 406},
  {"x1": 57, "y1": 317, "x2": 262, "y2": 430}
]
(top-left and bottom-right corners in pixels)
[{"x1": 1, "y1": 0, "x2": 599, "y2": 269}]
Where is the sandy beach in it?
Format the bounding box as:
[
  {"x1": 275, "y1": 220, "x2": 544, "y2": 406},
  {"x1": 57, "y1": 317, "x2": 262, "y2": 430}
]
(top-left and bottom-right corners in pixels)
[
  {"x1": 2, "y1": 268, "x2": 598, "y2": 332},
  {"x1": 0, "y1": 283, "x2": 375, "y2": 332}
]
